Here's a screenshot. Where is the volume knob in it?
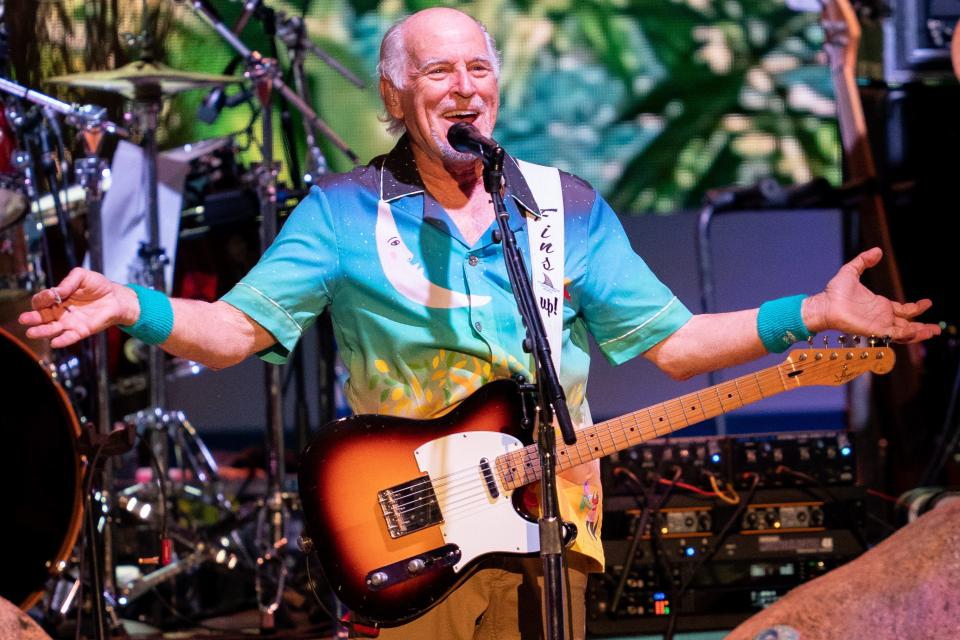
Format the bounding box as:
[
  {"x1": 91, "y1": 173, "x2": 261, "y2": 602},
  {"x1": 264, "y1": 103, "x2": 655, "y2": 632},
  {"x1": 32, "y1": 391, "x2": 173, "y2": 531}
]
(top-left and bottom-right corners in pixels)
[{"x1": 407, "y1": 558, "x2": 427, "y2": 574}]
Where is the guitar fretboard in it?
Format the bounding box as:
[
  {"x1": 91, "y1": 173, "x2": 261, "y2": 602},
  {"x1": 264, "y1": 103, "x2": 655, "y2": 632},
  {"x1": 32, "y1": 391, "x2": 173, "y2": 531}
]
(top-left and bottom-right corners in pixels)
[{"x1": 494, "y1": 360, "x2": 795, "y2": 491}]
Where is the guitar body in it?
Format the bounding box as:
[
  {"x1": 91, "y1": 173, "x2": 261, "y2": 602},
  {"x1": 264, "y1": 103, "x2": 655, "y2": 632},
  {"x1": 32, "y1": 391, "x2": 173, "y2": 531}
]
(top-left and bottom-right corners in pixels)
[
  {"x1": 298, "y1": 379, "x2": 537, "y2": 625},
  {"x1": 296, "y1": 346, "x2": 894, "y2": 626}
]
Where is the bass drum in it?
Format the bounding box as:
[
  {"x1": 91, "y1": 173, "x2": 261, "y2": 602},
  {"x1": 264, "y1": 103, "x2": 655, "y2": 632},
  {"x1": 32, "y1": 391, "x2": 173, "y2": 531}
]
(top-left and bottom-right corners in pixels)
[{"x1": 0, "y1": 327, "x2": 82, "y2": 610}]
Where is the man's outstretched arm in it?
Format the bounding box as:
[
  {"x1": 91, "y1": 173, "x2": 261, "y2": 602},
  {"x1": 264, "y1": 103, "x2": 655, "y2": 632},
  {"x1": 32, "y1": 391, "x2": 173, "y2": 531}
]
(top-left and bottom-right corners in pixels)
[
  {"x1": 19, "y1": 267, "x2": 276, "y2": 370},
  {"x1": 645, "y1": 248, "x2": 940, "y2": 380}
]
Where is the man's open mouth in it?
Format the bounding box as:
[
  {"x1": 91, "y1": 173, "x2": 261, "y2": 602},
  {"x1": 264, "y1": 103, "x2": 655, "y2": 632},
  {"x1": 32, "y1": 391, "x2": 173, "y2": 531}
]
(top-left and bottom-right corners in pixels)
[{"x1": 443, "y1": 110, "x2": 479, "y2": 124}]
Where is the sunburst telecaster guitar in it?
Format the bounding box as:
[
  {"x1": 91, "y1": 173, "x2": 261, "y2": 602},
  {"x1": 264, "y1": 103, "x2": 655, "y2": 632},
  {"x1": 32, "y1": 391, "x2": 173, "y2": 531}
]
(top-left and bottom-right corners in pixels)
[{"x1": 297, "y1": 344, "x2": 893, "y2": 626}]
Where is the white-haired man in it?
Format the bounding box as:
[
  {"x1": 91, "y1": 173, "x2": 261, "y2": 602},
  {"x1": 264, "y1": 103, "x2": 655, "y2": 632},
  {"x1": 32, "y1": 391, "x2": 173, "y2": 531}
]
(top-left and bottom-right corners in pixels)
[{"x1": 21, "y1": 6, "x2": 939, "y2": 639}]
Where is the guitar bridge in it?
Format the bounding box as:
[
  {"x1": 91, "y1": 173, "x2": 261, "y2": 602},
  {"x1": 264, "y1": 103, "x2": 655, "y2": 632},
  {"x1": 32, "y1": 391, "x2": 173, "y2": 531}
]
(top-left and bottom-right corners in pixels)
[{"x1": 378, "y1": 476, "x2": 443, "y2": 539}]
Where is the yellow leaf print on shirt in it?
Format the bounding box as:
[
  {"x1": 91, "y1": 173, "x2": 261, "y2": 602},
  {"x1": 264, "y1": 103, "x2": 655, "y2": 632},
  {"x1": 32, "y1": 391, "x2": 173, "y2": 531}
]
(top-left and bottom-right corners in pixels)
[{"x1": 369, "y1": 350, "x2": 494, "y2": 419}]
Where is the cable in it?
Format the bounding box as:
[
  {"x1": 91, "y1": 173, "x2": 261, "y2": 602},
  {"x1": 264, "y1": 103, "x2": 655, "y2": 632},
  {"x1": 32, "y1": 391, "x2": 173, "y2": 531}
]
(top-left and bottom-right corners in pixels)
[
  {"x1": 866, "y1": 488, "x2": 903, "y2": 505},
  {"x1": 657, "y1": 476, "x2": 717, "y2": 498},
  {"x1": 75, "y1": 444, "x2": 105, "y2": 640},
  {"x1": 608, "y1": 466, "x2": 681, "y2": 614},
  {"x1": 706, "y1": 472, "x2": 740, "y2": 505},
  {"x1": 303, "y1": 555, "x2": 338, "y2": 626},
  {"x1": 663, "y1": 472, "x2": 760, "y2": 640}
]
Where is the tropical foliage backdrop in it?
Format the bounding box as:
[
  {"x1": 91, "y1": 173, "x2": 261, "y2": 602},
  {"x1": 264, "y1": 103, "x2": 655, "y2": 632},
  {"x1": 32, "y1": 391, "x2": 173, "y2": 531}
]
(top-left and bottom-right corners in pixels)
[{"x1": 8, "y1": 0, "x2": 841, "y2": 213}]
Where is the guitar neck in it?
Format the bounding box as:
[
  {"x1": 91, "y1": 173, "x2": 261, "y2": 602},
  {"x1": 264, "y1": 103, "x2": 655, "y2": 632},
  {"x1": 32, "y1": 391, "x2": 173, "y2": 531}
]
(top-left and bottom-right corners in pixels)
[{"x1": 497, "y1": 359, "x2": 798, "y2": 491}]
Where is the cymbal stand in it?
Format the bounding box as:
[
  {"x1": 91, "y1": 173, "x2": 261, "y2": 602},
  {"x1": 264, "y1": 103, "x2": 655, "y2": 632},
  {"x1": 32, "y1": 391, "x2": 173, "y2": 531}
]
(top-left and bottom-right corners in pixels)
[
  {"x1": 249, "y1": 56, "x2": 289, "y2": 632},
  {"x1": 187, "y1": 0, "x2": 360, "y2": 165},
  {"x1": 123, "y1": 82, "x2": 247, "y2": 599},
  {"x1": 184, "y1": 1, "x2": 360, "y2": 630},
  {"x1": 71, "y1": 104, "x2": 125, "y2": 639},
  {"x1": 275, "y1": 10, "x2": 366, "y2": 185}
]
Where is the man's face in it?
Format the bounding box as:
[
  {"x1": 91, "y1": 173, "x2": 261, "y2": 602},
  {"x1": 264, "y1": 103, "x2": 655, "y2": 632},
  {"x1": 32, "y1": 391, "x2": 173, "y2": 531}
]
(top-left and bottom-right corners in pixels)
[{"x1": 383, "y1": 11, "x2": 500, "y2": 166}]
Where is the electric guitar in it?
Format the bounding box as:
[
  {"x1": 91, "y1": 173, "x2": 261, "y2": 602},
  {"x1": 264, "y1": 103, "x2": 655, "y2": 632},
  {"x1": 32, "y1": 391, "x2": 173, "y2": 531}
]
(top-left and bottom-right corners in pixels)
[{"x1": 297, "y1": 344, "x2": 893, "y2": 626}]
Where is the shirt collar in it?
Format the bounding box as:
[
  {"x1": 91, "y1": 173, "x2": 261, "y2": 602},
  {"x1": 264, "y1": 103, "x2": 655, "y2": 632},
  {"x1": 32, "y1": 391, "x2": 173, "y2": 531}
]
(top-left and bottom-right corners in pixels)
[{"x1": 377, "y1": 134, "x2": 543, "y2": 219}]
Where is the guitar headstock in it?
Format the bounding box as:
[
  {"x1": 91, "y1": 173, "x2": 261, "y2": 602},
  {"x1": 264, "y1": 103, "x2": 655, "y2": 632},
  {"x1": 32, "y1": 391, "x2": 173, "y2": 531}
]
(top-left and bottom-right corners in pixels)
[
  {"x1": 820, "y1": 0, "x2": 861, "y2": 74},
  {"x1": 780, "y1": 340, "x2": 895, "y2": 386}
]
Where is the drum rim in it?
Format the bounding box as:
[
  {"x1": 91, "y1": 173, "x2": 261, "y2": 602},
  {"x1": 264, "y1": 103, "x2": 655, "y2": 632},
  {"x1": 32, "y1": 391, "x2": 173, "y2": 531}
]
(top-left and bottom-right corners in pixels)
[{"x1": 1, "y1": 326, "x2": 85, "y2": 611}]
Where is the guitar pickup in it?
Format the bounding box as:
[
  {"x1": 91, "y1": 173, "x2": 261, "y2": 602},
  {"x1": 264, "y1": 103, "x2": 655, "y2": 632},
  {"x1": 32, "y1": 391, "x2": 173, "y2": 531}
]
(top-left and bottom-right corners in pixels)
[
  {"x1": 365, "y1": 544, "x2": 461, "y2": 591},
  {"x1": 378, "y1": 476, "x2": 443, "y2": 539},
  {"x1": 479, "y1": 457, "x2": 499, "y2": 499}
]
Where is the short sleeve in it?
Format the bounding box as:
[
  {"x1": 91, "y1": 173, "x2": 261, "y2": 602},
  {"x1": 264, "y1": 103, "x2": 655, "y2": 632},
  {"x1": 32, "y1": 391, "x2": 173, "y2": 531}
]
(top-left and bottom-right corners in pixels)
[
  {"x1": 578, "y1": 194, "x2": 692, "y2": 365},
  {"x1": 220, "y1": 186, "x2": 339, "y2": 364}
]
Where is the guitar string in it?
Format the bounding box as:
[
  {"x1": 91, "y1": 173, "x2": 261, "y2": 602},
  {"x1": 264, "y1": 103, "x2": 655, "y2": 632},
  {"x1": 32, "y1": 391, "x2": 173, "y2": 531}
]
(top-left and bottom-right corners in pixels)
[
  {"x1": 383, "y1": 354, "x2": 870, "y2": 517},
  {"x1": 382, "y1": 354, "x2": 880, "y2": 519}
]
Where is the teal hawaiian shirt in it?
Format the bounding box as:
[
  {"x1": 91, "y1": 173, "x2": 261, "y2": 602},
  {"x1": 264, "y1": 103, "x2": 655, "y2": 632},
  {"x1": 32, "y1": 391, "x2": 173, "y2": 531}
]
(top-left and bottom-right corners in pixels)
[{"x1": 220, "y1": 136, "x2": 692, "y2": 565}]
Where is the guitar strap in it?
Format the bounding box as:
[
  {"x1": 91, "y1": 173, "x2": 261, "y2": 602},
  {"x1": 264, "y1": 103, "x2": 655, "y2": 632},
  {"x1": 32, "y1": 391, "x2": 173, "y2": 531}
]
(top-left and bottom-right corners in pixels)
[{"x1": 515, "y1": 159, "x2": 565, "y2": 374}]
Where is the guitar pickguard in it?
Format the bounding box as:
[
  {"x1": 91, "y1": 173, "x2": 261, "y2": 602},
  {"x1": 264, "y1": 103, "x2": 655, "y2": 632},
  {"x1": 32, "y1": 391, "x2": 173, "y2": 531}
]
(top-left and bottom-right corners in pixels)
[{"x1": 414, "y1": 431, "x2": 539, "y2": 571}]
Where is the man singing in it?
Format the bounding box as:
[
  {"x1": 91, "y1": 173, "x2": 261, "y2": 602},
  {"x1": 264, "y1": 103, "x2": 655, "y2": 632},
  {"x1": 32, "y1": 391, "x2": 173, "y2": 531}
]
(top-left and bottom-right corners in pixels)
[{"x1": 21, "y1": 7, "x2": 938, "y2": 639}]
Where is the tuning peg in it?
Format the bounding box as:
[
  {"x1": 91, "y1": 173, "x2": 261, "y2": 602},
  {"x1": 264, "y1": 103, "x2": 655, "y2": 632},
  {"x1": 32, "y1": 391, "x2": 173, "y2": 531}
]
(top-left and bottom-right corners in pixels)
[
  {"x1": 838, "y1": 334, "x2": 848, "y2": 346},
  {"x1": 823, "y1": 335, "x2": 830, "y2": 347},
  {"x1": 868, "y1": 336, "x2": 878, "y2": 347},
  {"x1": 851, "y1": 335, "x2": 861, "y2": 345},
  {"x1": 882, "y1": 336, "x2": 892, "y2": 346}
]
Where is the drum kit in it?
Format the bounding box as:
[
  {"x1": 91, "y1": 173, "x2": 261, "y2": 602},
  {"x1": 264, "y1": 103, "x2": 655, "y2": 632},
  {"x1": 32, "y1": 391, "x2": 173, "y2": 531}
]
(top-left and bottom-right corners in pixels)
[{"x1": 0, "y1": 2, "x2": 361, "y2": 638}]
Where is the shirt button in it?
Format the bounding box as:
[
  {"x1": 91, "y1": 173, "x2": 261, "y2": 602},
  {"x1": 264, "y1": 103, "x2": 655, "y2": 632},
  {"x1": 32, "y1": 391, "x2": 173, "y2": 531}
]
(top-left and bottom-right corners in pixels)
[
  {"x1": 474, "y1": 321, "x2": 483, "y2": 333},
  {"x1": 468, "y1": 255, "x2": 479, "y2": 266}
]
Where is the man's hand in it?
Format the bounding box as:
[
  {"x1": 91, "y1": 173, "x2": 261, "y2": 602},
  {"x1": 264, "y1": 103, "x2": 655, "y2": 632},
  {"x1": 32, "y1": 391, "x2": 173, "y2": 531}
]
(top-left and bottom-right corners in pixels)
[
  {"x1": 803, "y1": 247, "x2": 941, "y2": 344},
  {"x1": 18, "y1": 267, "x2": 139, "y2": 348}
]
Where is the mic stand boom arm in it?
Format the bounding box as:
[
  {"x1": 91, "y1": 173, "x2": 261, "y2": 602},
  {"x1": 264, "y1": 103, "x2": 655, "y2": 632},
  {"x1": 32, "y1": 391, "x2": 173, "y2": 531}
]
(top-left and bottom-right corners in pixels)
[
  {"x1": 484, "y1": 148, "x2": 576, "y2": 640},
  {"x1": 185, "y1": 0, "x2": 359, "y2": 164}
]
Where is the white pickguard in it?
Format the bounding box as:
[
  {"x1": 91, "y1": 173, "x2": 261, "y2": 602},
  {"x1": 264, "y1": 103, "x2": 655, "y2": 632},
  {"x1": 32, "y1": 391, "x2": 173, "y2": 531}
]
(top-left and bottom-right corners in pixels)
[{"x1": 414, "y1": 431, "x2": 539, "y2": 572}]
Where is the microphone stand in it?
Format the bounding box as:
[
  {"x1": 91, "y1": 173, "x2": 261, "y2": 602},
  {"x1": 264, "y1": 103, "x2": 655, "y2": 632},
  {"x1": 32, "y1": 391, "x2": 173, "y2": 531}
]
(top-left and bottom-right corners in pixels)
[
  {"x1": 483, "y1": 148, "x2": 577, "y2": 640},
  {"x1": 185, "y1": 0, "x2": 359, "y2": 165}
]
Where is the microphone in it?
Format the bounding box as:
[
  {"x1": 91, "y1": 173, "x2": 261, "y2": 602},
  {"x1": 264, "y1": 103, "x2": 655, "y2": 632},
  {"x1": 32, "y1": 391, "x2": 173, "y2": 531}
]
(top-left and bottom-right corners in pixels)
[
  {"x1": 447, "y1": 122, "x2": 501, "y2": 163},
  {"x1": 197, "y1": 46, "x2": 244, "y2": 124},
  {"x1": 197, "y1": 86, "x2": 227, "y2": 124}
]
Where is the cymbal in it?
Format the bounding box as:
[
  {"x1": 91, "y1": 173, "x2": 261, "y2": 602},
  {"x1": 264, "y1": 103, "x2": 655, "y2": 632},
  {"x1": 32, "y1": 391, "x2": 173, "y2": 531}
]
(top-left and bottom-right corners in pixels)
[{"x1": 46, "y1": 60, "x2": 241, "y2": 99}]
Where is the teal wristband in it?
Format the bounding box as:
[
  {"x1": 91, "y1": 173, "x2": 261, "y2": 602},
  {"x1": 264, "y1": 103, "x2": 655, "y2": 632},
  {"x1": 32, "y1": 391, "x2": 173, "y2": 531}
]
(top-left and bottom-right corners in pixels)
[
  {"x1": 757, "y1": 294, "x2": 813, "y2": 353},
  {"x1": 120, "y1": 284, "x2": 174, "y2": 345}
]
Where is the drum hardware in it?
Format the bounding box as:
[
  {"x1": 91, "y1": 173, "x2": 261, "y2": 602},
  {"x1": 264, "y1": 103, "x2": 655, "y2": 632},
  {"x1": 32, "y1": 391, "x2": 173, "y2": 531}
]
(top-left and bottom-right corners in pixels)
[
  {"x1": 0, "y1": 76, "x2": 128, "y2": 291},
  {"x1": 274, "y1": 9, "x2": 366, "y2": 186},
  {"x1": 45, "y1": 60, "x2": 242, "y2": 101},
  {"x1": 35, "y1": 107, "x2": 78, "y2": 271},
  {"x1": 45, "y1": 57, "x2": 244, "y2": 636},
  {"x1": 182, "y1": 1, "x2": 359, "y2": 630},
  {"x1": 6, "y1": 106, "x2": 54, "y2": 290},
  {"x1": 0, "y1": 327, "x2": 83, "y2": 611},
  {"x1": 182, "y1": 1, "x2": 366, "y2": 630}
]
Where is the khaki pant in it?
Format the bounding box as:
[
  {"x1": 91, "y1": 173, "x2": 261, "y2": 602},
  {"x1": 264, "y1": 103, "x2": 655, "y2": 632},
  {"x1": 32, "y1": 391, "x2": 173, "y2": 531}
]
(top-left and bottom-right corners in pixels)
[{"x1": 377, "y1": 553, "x2": 591, "y2": 640}]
